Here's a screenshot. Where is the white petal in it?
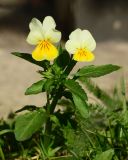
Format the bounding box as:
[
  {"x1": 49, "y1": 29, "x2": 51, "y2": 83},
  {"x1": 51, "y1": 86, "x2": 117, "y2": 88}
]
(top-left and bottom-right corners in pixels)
[
  {"x1": 69, "y1": 28, "x2": 82, "y2": 41},
  {"x1": 80, "y1": 30, "x2": 96, "y2": 51},
  {"x1": 45, "y1": 29, "x2": 61, "y2": 43},
  {"x1": 42, "y1": 16, "x2": 56, "y2": 31},
  {"x1": 26, "y1": 30, "x2": 43, "y2": 45},
  {"x1": 65, "y1": 40, "x2": 80, "y2": 54},
  {"x1": 29, "y1": 18, "x2": 43, "y2": 34}
]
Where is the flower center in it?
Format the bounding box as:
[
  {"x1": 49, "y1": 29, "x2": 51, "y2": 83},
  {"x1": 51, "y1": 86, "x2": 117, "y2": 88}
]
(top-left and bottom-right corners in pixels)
[
  {"x1": 73, "y1": 47, "x2": 94, "y2": 62},
  {"x1": 77, "y1": 48, "x2": 87, "y2": 56},
  {"x1": 32, "y1": 40, "x2": 58, "y2": 61},
  {"x1": 38, "y1": 40, "x2": 51, "y2": 51}
]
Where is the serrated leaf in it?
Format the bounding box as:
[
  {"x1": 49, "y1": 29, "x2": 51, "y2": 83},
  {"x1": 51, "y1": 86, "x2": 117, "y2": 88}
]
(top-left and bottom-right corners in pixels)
[
  {"x1": 64, "y1": 79, "x2": 87, "y2": 101},
  {"x1": 72, "y1": 93, "x2": 89, "y2": 118},
  {"x1": 11, "y1": 52, "x2": 49, "y2": 68},
  {"x1": 94, "y1": 149, "x2": 114, "y2": 160},
  {"x1": 75, "y1": 64, "x2": 121, "y2": 78},
  {"x1": 25, "y1": 80, "x2": 46, "y2": 95},
  {"x1": 14, "y1": 109, "x2": 47, "y2": 141}
]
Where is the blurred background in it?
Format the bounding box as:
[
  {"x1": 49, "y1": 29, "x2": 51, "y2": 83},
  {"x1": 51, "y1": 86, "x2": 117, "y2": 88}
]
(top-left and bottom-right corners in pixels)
[{"x1": 0, "y1": 0, "x2": 128, "y2": 117}]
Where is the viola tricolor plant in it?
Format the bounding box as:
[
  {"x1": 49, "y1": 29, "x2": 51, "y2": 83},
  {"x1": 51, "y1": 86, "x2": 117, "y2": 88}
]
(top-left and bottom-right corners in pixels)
[{"x1": 3, "y1": 16, "x2": 123, "y2": 159}]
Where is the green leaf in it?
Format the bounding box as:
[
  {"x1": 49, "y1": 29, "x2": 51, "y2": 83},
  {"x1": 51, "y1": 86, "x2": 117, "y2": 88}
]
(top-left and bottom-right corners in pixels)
[
  {"x1": 0, "y1": 129, "x2": 13, "y2": 136},
  {"x1": 11, "y1": 52, "x2": 50, "y2": 68},
  {"x1": 44, "y1": 79, "x2": 54, "y2": 93},
  {"x1": 15, "y1": 105, "x2": 37, "y2": 113},
  {"x1": 55, "y1": 50, "x2": 70, "y2": 69},
  {"x1": 75, "y1": 64, "x2": 121, "y2": 78},
  {"x1": 14, "y1": 109, "x2": 47, "y2": 141},
  {"x1": 51, "y1": 156, "x2": 74, "y2": 160},
  {"x1": 25, "y1": 80, "x2": 46, "y2": 95},
  {"x1": 94, "y1": 149, "x2": 114, "y2": 160},
  {"x1": 63, "y1": 91, "x2": 73, "y2": 101},
  {"x1": 64, "y1": 79, "x2": 87, "y2": 101},
  {"x1": 120, "y1": 111, "x2": 128, "y2": 127},
  {"x1": 72, "y1": 93, "x2": 89, "y2": 118}
]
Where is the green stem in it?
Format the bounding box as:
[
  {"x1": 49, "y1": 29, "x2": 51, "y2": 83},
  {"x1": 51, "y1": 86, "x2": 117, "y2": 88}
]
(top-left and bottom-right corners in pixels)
[
  {"x1": 50, "y1": 58, "x2": 77, "y2": 114},
  {"x1": 43, "y1": 94, "x2": 52, "y2": 149},
  {"x1": 44, "y1": 87, "x2": 63, "y2": 149},
  {"x1": 0, "y1": 146, "x2": 5, "y2": 160},
  {"x1": 43, "y1": 58, "x2": 77, "y2": 150},
  {"x1": 50, "y1": 85, "x2": 63, "y2": 114}
]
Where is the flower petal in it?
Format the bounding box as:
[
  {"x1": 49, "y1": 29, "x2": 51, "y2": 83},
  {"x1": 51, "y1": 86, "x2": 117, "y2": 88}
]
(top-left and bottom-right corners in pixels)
[
  {"x1": 45, "y1": 29, "x2": 61, "y2": 43},
  {"x1": 45, "y1": 43, "x2": 58, "y2": 60},
  {"x1": 65, "y1": 40, "x2": 80, "y2": 54},
  {"x1": 26, "y1": 30, "x2": 43, "y2": 45},
  {"x1": 27, "y1": 18, "x2": 44, "y2": 45},
  {"x1": 32, "y1": 41, "x2": 58, "y2": 61},
  {"x1": 42, "y1": 16, "x2": 56, "y2": 32},
  {"x1": 29, "y1": 18, "x2": 44, "y2": 34},
  {"x1": 73, "y1": 49, "x2": 95, "y2": 62},
  {"x1": 69, "y1": 28, "x2": 82, "y2": 41},
  {"x1": 32, "y1": 43, "x2": 45, "y2": 61},
  {"x1": 80, "y1": 30, "x2": 96, "y2": 51}
]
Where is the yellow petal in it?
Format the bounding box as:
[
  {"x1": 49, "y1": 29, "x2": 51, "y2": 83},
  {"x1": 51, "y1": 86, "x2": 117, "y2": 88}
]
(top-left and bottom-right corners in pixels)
[
  {"x1": 32, "y1": 40, "x2": 58, "y2": 61},
  {"x1": 32, "y1": 43, "x2": 45, "y2": 61},
  {"x1": 45, "y1": 43, "x2": 58, "y2": 60},
  {"x1": 73, "y1": 48, "x2": 95, "y2": 62}
]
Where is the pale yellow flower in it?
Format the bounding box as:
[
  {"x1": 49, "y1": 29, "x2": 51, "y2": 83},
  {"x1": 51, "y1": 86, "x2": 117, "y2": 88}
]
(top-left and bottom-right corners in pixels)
[
  {"x1": 65, "y1": 29, "x2": 96, "y2": 62},
  {"x1": 27, "y1": 16, "x2": 61, "y2": 61}
]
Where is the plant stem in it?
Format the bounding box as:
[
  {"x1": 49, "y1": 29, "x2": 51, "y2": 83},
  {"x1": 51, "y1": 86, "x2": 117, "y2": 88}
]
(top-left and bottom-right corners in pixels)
[
  {"x1": 43, "y1": 58, "x2": 77, "y2": 151},
  {"x1": 50, "y1": 85, "x2": 63, "y2": 114},
  {"x1": 50, "y1": 58, "x2": 77, "y2": 114}
]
